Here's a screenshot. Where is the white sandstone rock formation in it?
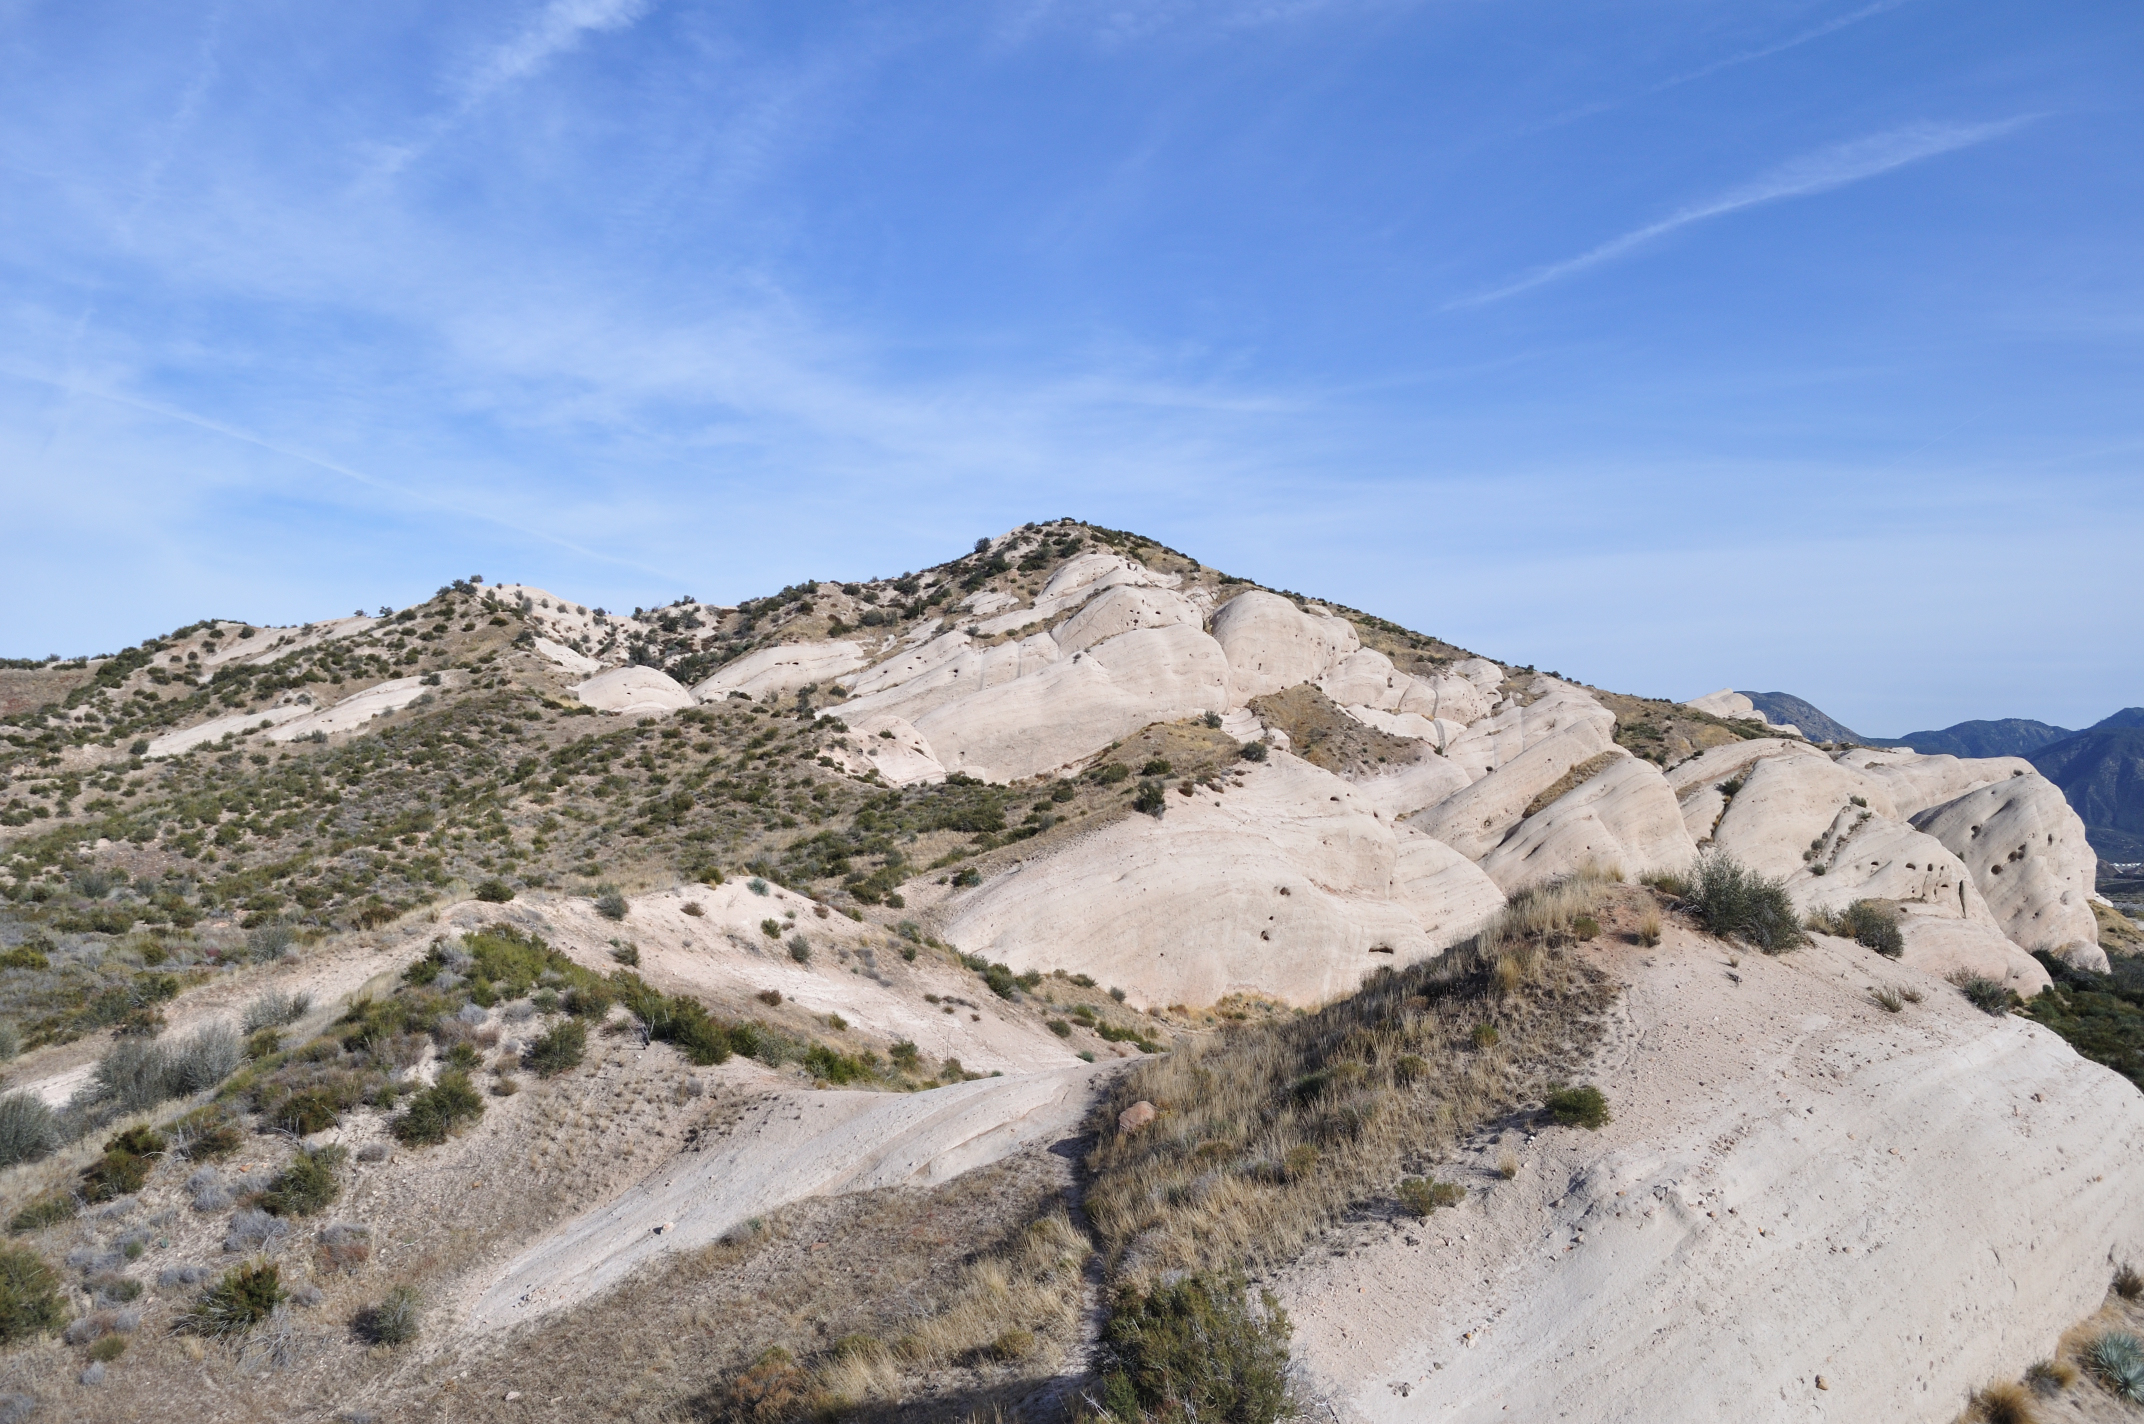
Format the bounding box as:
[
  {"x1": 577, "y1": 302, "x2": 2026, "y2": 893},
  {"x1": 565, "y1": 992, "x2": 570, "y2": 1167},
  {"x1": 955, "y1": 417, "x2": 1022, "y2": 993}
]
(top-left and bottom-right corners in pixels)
[
  {"x1": 1052, "y1": 585, "x2": 1205, "y2": 655},
  {"x1": 1683, "y1": 687, "x2": 1801, "y2": 737},
  {"x1": 1832, "y1": 746, "x2": 2035, "y2": 819},
  {"x1": 1895, "y1": 912, "x2": 2053, "y2": 994},
  {"x1": 1210, "y1": 591, "x2": 1360, "y2": 699},
  {"x1": 1415, "y1": 715, "x2": 1620, "y2": 861},
  {"x1": 1476, "y1": 754, "x2": 1698, "y2": 891},
  {"x1": 532, "y1": 636, "x2": 601, "y2": 675},
  {"x1": 691, "y1": 641, "x2": 867, "y2": 701},
  {"x1": 1440, "y1": 678, "x2": 1615, "y2": 783},
  {"x1": 1280, "y1": 925, "x2": 2138, "y2": 1422},
  {"x1": 573, "y1": 666, "x2": 695, "y2": 715},
  {"x1": 911, "y1": 624, "x2": 1232, "y2": 784},
  {"x1": 942, "y1": 752, "x2": 1504, "y2": 1007},
  {"x1": 828, "y1": 713, "x2": 946, "y2": 787},
  {"x1": 1912, "y1": 773, "x2": 2104, "y2": 968}
]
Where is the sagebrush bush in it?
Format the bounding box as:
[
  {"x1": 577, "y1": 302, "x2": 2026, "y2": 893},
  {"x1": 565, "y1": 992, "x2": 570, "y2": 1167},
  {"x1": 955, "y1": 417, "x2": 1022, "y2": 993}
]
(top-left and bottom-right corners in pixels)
[
  {"x1": 593, "y1": 885, "x2": 628, "y2": 921},
  {"x1": 241, "y1": 991, "x2": 311, "y2": 1035},
  {"x1": 1686, "y1": 852, "x2": 1804, "y2": 953},
  {"x1": 2025, "y1": 1358, "x2": 2076, "y2": 1395},
  {"x1": 365, "y1": 1284, "x2": 423, "y2": 1345},
  {"x1": 92, "y1": 1039, "x2": 174, "y2": 1115},
  {"x1": 0, "y1": 1245, "x2": 65, "y2": 1344},
  {"x1": 523, "y1": 1019, "x2": 587, "y2": 1077},
  {"x1": 473, "y1": 878, "x2": 515, "y2": 903},
  {"x1": 246, "y1": 924, "x2": 295, "y2": 962},
  {"x1": 1099, "y1": 1272, "x2": 1294, "y2": 1424},
  {"x1": 165, "y1": 1024, "x2": 243, "y2": 1095},
  {"x1": 0, "y1": 1094, "x2": 57, "y2": 1169}
]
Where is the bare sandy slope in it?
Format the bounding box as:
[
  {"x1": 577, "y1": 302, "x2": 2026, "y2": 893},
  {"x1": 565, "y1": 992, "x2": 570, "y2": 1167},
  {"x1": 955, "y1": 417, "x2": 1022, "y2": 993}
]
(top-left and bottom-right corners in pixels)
[
  {"x1": 1279, "y1": 925, "x2": 2144, "y2": 1423},
  {"x1": 459, "y1": 1059, "x2": 1116, "y2": 1336}
]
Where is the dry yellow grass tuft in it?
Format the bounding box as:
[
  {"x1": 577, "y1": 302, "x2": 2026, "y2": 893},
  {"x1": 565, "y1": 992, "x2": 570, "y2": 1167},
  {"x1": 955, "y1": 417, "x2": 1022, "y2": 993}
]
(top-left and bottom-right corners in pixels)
[{"x1": 1085, "y1": 870, "x2": 1622, "y2": 1287}]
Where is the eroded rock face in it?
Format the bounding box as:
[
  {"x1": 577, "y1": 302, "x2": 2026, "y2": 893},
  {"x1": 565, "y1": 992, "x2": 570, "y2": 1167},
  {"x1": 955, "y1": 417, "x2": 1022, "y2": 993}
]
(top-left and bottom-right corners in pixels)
[
  {"x1": 941, "y1": 752, "x2": 1504, "y2": 1007},
  {"x1": 1440, "y1": 679, "x2": 1616, "y2": 784},
  {"x1": 1913, "y1": 773, "x2": 2101, "y2": 963},
  {"x1": 690, "y1": 642, "x2": 868, "y2": 701},
  {"x1": 1052, "y1": 585, "x2": 1205, "y2": 656},
  {"x1": 1477, "y1": 754, "x2": 1697, "y2": 892},
  {"x1": 1834, "y1": 747, "x2": 2034, "y2": 820},
  {"x1": 575, "y1": 666, "x2": 696, "y2": 715},
  {"x1": 1416, "y1": 716, "x2": 1619, "y2": 862},
  {"x1": 1210, "y1": 591, "x2": 1360, "y2": 700},
  {"x1": 912, "y1": 625, "x2": 1232, "y2": 784}
]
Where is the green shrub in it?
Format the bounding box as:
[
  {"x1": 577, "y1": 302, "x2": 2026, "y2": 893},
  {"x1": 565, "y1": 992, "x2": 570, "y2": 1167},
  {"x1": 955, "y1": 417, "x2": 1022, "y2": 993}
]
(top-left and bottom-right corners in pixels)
[
  {"x1": 81, "y1": 1126, "x2": 167, "y2": 1202},
  {"x1": 1396, "y1": 1176, "x2": 1464, "y2": 1217},
  {"x1": 594, "y1": 885, "x2": 628, "y2": 921},
  {"x1": 523, "y1": 1019, "x2": 587, "y2": 1077},
  {"x1": 365, "y1": 1284, "x2": 423, "y2": 1345},
  {"x1": 7, "y1": 1195, "x2": 75, "y2": 1234},
  {"x1": 1099, "y1": 1271, "x2": 1294, "y2": 1424},
  {"x1": 889, "y1": 1040, "x2": 920, "y2": 1070},
  {"x1": 804, "y1": 1044, "x2": 872, "y2": 1084},
  {"x1": 191, "y1": 1261, "x2": 282, "y2": 1336},
  {"x1": 262, "y1": 1145, "x2": 346, "y2": 1217},
  {"x1": 1839, "y1": 900, "x2": 1904, "y2": 957},
  {"x1": 0, "y1": 1094, "x2": 57, "y2": 1169},
  {"x1": 1955, "y1": 973, "x2": 2015, "y2": 1016},
  {"x1": 1141, "y1": 759, "x2": 1173, "y2": 777},
  {"x1": 1544, "y1": 1084, "x2": 1610, "y2": 1130},
  {"x1": 473, "y1": 878, "x2": 515, "y2": 903},
  {"x1": 1133, "y1": 780, "x2": 1168, "y2": 818},
  {"x1": 0, "y1": 1244, "x2": 65, "y2": 1343},
  {"x1": 391, "y1": 1071, "x2": 485, "y2": 1145},
  {"x1": 760, "y1": 918, "x2": 782, "y2": 939},
  {"x1": 1238, "y1": 741, "x2": 1268, "y2": 762},
  {"x1": 787, "y1": 935, "x2": 811, "y2": 964},
  {"x1": 1687, "y1": 851, "x2": 1804, "y2": 953}
]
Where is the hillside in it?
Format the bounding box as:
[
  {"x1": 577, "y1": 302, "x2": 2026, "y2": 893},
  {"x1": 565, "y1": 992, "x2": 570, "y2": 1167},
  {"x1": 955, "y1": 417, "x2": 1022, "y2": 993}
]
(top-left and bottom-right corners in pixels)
[
  {"x1": 1876, "y1": 716, "x2": 2078, "y2": 759},
  {"x1": 1735, "y1": 690, "x2": 1863, "y2": 745},
  {"x1": 2031, "y1": 723, "x2": 2144, "y2": 861},
  {"x1": 0, "y1": 519, "x2": 2136, "y2": 1424}
]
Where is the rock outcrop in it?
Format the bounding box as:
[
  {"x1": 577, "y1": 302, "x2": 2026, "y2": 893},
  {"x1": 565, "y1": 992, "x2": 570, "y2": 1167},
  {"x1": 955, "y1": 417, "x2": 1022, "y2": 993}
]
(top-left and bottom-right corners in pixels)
[
  {"x1": 942, "y1": 752, "x2": 1504, "y2": 1006},
  {"x1": 1912, "y1": 773, "x2": 2103, "y2": 967},
  {"x1": 573, "y1": 666, "x2": 695, "y2": 715}
]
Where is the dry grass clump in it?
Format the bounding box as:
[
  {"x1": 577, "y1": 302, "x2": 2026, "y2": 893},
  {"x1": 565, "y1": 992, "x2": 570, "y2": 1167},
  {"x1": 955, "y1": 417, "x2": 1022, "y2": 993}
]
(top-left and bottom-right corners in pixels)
[
  {"x1": 1968, "y1": 1378, "x2": 2039, "y2": 1423},
  {"x1": 1086, "y1": 870, "x2": 1620, "y2": 1286}
]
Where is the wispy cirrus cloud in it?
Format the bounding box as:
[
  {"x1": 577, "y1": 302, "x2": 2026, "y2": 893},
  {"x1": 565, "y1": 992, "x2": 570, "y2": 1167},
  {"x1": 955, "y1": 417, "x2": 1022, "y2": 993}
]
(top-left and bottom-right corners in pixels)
[
  {"x1": 1453, "y1": 117, "x2": 2037, "y2": 308},
  {"x1": 365, "y1": 0, "x2": 655, "y2": 179}
]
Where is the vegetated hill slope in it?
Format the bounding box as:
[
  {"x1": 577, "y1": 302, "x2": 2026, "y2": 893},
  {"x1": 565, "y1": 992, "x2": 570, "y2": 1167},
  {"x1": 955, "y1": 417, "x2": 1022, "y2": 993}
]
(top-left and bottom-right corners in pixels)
[
  {"x1": 2032, "y1": 723, "x2": 2144, "y2": 861},
  {"x1": 0, "y1": 519, "x2": 2135, "y2": 1424}
]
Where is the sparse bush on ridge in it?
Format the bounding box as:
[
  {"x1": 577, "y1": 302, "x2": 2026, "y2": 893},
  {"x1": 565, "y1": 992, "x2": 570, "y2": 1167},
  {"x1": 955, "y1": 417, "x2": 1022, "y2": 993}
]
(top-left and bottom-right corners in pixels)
[
  {"x1": 363, "y1": 1284, "x2": 423, "y2": 1345},
  {"x1": 261, "y1": 1145, "x2": 346, "y2": 1217},
  {"x1": 241, "y1": 990, "x2": 311, "y2": 1034},
  {"x1": 0, "y1": 1094, "x2": 57, "y2": 1169},
  {"x1": 1952, "y1": 971, "x2": 2015, "y2": 1017},
  {"x1": 523, "y1": 1018, "x2": 586, "y2": 1077},
  {"x1": 1968, "y1": 1379, "x2": 2038, "y2": 1423},
  {"x1": 1685, "y1": 851, "x2": 1804, "y2": 954},
  {"x1": 1809, "y1": 899, "x2": 1904, "y2": 957}
]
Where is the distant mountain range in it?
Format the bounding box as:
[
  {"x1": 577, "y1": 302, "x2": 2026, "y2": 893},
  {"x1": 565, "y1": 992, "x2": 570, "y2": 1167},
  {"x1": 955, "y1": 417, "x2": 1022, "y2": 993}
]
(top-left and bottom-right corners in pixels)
[{"x1": 1737, "y1": 694, "x2": 2144, "y2": 862}]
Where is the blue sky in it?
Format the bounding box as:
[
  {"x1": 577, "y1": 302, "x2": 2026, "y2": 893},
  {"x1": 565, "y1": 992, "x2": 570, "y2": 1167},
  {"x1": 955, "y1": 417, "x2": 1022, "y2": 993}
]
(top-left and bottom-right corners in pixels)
[{"x1": 2, "y1": 0, "x2": 2138, "y2": 736}]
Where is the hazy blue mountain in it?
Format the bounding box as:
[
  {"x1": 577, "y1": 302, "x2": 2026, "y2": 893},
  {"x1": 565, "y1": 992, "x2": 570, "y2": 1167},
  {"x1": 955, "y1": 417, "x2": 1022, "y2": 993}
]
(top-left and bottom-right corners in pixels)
[
  {"x1": 2030, "y1": 717, "x2": 2144, "y2": 861},
  {"x1": 1736, "y1": 692, "x2": 1862, "y2": 744},
  {"x1": 1872, "y1": 717, "x2": 2078, "y2": 760}
]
